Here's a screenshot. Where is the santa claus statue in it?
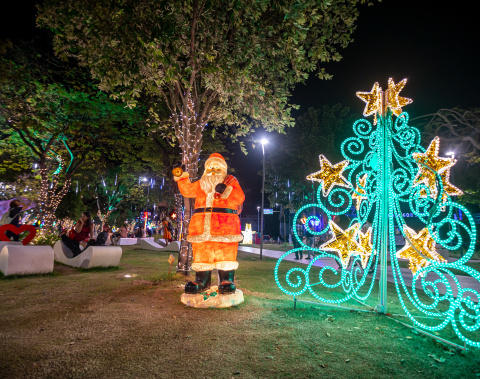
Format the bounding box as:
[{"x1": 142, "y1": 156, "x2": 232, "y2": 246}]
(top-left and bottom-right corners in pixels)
[{"x1": 174, "y1": 153, "x2": 245, "y2": 295}]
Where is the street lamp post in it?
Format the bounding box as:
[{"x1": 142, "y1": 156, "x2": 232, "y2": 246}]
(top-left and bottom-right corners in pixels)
[
  {"x1": 260, "y1": 138, "x2": 268, "y2": 260},
  {"x1": 446, "y1": 151, "x2": 456, "y2": 252},
  {"x1": 257, "y1": 206, "x2": 260, "y2": 240},
  {"x1": 139, "y1": 177, "x2": 149, "y2": 237}
]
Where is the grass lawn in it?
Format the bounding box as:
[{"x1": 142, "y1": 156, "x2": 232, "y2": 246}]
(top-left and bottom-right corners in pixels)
[{"x1": 0, "y1": 246, "x2": 479, "y2": 378}]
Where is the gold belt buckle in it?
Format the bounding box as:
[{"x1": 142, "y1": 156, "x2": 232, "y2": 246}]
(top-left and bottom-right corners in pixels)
[{"x1": 205, "y1": 207, "x2": 213, "y2": 212}]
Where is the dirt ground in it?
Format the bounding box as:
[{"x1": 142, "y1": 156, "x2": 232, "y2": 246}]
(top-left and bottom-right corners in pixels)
[{"x1": 1, "y1": 247, "x2": 479, "y2": 378}]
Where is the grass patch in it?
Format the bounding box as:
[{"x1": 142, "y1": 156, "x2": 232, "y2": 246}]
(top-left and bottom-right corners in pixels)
[{"x1": 0, "y1": 247, "x2": 478, "y2": 378}]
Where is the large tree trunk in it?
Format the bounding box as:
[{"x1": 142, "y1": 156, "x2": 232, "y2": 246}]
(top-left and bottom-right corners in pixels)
[
  {"x1": 38, "y1": 159, "x2": 72, "y2": 231},
  {"x1": 175, "y1": 95, "x2": 203, "y2": 275}
]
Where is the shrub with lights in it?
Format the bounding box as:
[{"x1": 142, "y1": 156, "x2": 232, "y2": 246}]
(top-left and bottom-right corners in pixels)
[{"x1": 274, "y1": 79, "x2": 479, "y2": 348}]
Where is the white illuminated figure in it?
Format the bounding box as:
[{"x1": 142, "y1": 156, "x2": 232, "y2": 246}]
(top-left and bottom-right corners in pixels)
[{"x1": 242, "y1": 224, "x2": 254, "y2": 244}]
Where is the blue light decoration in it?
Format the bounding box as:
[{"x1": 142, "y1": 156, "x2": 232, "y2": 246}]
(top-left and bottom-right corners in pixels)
[{"x1": 274, "y1": 78, "x2": 479, "y2": 348}]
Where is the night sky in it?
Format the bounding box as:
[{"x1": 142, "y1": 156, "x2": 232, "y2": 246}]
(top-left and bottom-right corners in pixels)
[{"x1": 2, "y1": 1, "x2": 479, "y2": 217}]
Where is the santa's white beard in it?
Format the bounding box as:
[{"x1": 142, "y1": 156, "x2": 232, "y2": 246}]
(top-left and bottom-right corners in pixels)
[{"x1": 200, "y1": 171, "x2": 227, "y2": 194}]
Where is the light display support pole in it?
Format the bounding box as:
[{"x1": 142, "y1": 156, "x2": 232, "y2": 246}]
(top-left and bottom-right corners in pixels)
[
  {"x1": 377, "y1": 90, "x2": 389, "y2": 314},
  {"x1": 260, "y1": 141, "x2": 266, "y2": 260}
]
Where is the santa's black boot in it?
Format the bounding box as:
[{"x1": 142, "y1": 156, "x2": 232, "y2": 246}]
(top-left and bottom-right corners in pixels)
[
  {"x1": 218, "y1": 270, "x2": 236, "y2": 294},
  {"x1": 185, "y1": 271, "x2": 212, "y2": 294}
]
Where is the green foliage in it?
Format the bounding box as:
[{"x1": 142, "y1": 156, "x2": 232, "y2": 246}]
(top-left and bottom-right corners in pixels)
[
  {"x1": 0, "y1": 42, "x2": 147, "y2": 224},
  {"x1": 0, "y1": 42, "x2": 143, "y2": 172},
  {"x1": 0, "y1": 132, "x2": 34, "y2": 181},
  {"x1": 38, "y1": 0, "x2": 370, "y2": 137},
  {"x1": 33, "y1": 231, "x2": 61, "y2": 247},
  {"x1": 56, "y1": 190, "x2": 85, "y2": 221}
]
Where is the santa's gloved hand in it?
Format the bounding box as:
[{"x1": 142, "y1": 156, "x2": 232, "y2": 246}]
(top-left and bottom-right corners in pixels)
[{"x1": 215, "y1": 183, "x2": 227, "y2": 194}]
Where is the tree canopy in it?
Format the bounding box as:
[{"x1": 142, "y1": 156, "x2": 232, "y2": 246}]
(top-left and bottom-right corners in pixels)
[
  {"x1": 38, "y1": 0, "x2": 370, "y2": 164},
  {"x1": 414, "y1": 108, "x2": 480, "y2": 206},
  {"x1": 0, "y1": 42, "x2": 144, "y2": 226}
]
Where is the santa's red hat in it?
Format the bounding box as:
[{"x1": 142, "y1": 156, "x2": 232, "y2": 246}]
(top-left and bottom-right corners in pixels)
[{"x1": 205, "y1": 153, "x2": 227, "y2": 171}]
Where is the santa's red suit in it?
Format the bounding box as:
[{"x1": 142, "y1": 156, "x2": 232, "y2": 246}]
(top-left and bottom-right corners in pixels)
[{"x1": 174, "y1": 153, "x2": 245, "y2": 294}]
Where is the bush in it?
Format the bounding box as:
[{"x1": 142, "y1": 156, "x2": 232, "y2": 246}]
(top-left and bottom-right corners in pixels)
[{"x1": 33, "y1": 231, "x2": 60, "y2": 247}]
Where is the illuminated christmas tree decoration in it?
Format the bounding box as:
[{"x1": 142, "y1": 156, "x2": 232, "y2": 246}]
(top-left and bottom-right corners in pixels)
[
  {"x1": 396, "y1": 226, "x2": 446, "y2": 275},
  {"x1": 275, "y1": 79, "x2": 480, "y2": 348},
  {"x1": 357, "y1": 78, "x2": 412, "y2": 124},
  {"x1": 439, "y1": 170, "x2": 463, "y2": 198},
  {"x1": 321, "y1": 221, "x2": 364, "y2": 268},
  {"x1": 386, "y1": 77, "x2": 413, "y2": 116},
  {"x1": 357, "y1": 227, "x2": 374, "y2": 268},
  {"x1": 413, "y1": 137, "x2": 454, "y2": 190},
  {"x1": 306, "y1": 155, "x2": 350, "y2": 196},
  {"x1": 356, "y1": 82, "x2": 382, "y2": 125},
  {"x1": 351, "y1": 174, "x2": 368, "y2": 210}
]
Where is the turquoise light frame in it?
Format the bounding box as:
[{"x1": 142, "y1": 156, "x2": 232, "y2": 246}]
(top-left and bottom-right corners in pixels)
[{"x1": 274, "y1": 111, "x2": 480, "y2": 348}]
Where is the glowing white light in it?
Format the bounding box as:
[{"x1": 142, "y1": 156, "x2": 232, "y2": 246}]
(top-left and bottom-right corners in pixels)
[{"x1": 242, "y1": 224, "x2": 254, "y2": 244}]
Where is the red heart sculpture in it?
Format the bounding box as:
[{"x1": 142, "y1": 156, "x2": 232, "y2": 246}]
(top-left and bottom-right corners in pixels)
[{"x1": 0, "y1": 224, "x2": 37, "y2": 245}]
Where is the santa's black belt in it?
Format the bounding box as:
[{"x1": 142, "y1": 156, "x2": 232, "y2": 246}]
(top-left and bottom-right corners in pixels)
[{"x1": 192, "y1": 207, "x2": 237, "y2": 214}]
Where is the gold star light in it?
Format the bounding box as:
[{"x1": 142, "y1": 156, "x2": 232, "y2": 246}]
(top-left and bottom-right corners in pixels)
[
  {"x1": 421, "y1": 168, "x2": 464, "y2": 202},
  {"x1": 321, "y1": 221, "x2": 363, "y2": 268},
  {"x1": 413, "y1": 137, "x2": 455, "y2": 194},
  {"x1": 307, "y1": 155, "x2": 350, "y2": 196},
  {"x1": 386, "y1": 78, "x2": 413, "y2": 116},
  {"x1": 351, "y1": 174, "x2": 368, "y2": 210},
  {"x1": 356, "y1": 82, "x2": 382, "y2": 125},
  {"x1": 439, "y1": 170, "x2": 463, "y2": 200},
  {"x1": 396, "y1": 226, "x2": 446, "y2": 275},
  {"x1": 357, "y1": 227, "x2": 374, "y2": 269}
]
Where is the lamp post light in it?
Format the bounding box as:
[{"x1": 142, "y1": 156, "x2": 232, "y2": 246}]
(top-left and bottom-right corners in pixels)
[
  {"x1": 260, "y1": 138, "x2": 268, "y2": 260},
  {"x1": 139, "y1": 176, "x2": 149, "y2": 211},
  {"x1": 257, "y1": 206, "x2": 260, "y2": 236}
]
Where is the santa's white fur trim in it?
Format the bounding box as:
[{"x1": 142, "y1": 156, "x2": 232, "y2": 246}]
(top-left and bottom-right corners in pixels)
[
  {"x1": 192, "y1": 263, "x2": 215, "y2": 271},
  {"x1": 174, "y1": 172, "x2": 189, "y2": 182},
  {"x1": 205, "y1": 156, "x2": 227, "y2": 171},
  {"x1": 215, "y1": 261, "x2": 239, "y2": 270}
]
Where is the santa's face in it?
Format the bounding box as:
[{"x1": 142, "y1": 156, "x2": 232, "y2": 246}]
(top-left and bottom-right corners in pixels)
[
  {"x1": 205, "y1": 162, "x2": 224, "y2": 176},
  {"x1": 200, "y1": 162, "x2": 227, "y2": 193}
]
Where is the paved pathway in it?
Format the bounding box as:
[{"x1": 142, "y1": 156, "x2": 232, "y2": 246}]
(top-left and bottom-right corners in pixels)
[{"x1": 238, "y1": 246, "x2": 480, "y2": 297}]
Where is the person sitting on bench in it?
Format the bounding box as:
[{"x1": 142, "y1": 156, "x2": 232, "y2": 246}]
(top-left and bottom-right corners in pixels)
[{"x1": 60, "y1": 211, "x2": 94, "y2": 257}]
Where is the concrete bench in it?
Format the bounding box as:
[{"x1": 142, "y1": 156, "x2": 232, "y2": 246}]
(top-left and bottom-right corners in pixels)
[
  {"x1": 0, "y1": 241, "x2": 22, "y2": 250},
  {"x1": 116, "y1": 238, "x2": 138, "y2": 246},
  {"x1": 155, "y1": 239, "x2": 168, "y2": 247},
  {"x1": 140, "y1": 239, "x2": 181, "y2": 252},
  {"x1": 164, "y1": 241, "x2": 180, "y2": 252},
  {"x1": 137, "y1": 237, "x2": 154, "y2": 244},
  {"x1": 53, "y1": 241, "x2": 122, "y2": 269},
  {"x1": 140, "y1": 239, "x2": 166, "y2": 251},
  {"x1": 0, "y1": 245, "x2": 54, "y2": 276}
]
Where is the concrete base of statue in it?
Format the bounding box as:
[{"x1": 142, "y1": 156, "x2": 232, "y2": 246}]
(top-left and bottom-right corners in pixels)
[{"x1": 180, "y1": 285, "x2": 244, "y2": 308}]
